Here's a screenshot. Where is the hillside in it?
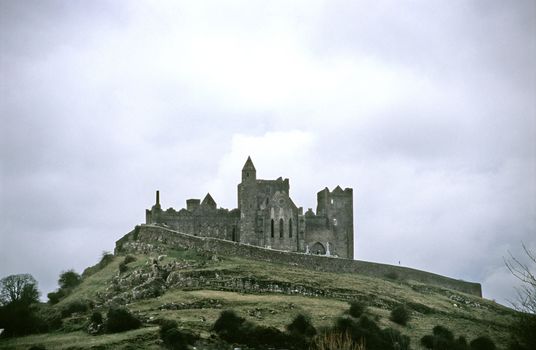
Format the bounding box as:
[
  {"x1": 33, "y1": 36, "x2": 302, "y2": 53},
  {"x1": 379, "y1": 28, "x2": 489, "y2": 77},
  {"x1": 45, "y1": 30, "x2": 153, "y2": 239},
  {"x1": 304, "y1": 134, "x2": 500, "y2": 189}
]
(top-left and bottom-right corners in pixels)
[{"x1": 0, "y1": 228, "x2": 517, "y2": 350}]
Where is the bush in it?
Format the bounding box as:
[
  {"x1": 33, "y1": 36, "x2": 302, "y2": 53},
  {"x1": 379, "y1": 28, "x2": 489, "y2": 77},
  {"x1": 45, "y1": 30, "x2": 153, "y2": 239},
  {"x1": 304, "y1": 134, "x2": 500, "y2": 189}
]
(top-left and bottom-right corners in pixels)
[
  {"x1": 212, "y1": 310, "x2": 295, "y2": 349},
  {"x1": 105, "y1": 307, "x2": 141, "y2": 333},
  {"x1": 159, "y1": 319, "x2": 197, "y2": 350},
  {"x1": 119, "y1": 262, "x2": 128, "y2": 274},
  {"x1": 99, "y1": 252, "x2": 115, "y2": 269},
  {"x1": 58, "y1": 270, "x2": 81, "y2": 290},
  {"x1": 47, "y1": 289, "x2": 65, "y2": 305},
  {"x1": 471, "y1": 336, "x2": 496, "y2": 350},
  {"x1": 124, "y1": 255, "x2": 136, "y2": 264},
  {"x1": 287, "y1": 313, "x2": 316, "y2": 337},
  {"x1": 508, "y1": 312, "x2": 536, "y2": 350},
  {"x1": 332, "y1": 315, "x2": 409, "y2": 350},
  {"x1": 61, "y1": 300, "x2": 89, "y2": 318},
  {"x1": 348, "y1": 301, "x2": 366, "y2": 318},
  {"x1": 312, "y1": 331, "x2": 363, "y2": 350},
  {"x1": 90, "y1": 311, "x2": 103, "y2": 324},
  {"x1": 212, "y1": 310, "x2": 245, "y2": 342},
  {"x1": 390, "y1": 305, "x2": 410, "y2": 326},
  {"x1": 420, "y1": 325, "x2": 494, "y2": 350}
]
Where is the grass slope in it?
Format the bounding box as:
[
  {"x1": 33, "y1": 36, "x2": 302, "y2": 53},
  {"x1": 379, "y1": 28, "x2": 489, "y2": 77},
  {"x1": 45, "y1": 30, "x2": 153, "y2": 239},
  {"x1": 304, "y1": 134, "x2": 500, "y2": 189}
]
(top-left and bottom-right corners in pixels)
[{"x1": 0, "y1": 246, "x2": 517, "y2": 350}]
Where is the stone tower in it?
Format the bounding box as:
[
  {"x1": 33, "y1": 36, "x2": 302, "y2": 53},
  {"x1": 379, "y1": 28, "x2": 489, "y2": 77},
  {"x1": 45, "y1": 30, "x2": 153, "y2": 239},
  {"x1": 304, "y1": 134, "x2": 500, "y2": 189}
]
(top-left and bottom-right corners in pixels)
[
  {"x1": 238, "y1": 156, "x2": 258, "y2": 245},
  {"x1": 316, "y1": 186, "x2": 354, "y2": 259}
]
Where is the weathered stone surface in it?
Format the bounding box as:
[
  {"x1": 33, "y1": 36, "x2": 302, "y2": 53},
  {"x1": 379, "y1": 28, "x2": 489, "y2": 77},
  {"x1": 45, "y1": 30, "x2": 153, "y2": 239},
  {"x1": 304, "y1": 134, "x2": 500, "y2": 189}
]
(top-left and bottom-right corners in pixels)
[{"x1": 115, "y1": 225, "x2": 482, "y2": 297}]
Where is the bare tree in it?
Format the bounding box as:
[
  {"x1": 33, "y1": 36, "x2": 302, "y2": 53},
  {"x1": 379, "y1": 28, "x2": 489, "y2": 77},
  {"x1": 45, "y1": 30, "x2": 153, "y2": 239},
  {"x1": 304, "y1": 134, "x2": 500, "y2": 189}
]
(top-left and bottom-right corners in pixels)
[
  {"x1": 505, "y1": 243, "x2": 536, "y2": 314},
  {"x1": 0, "y1": 274, "x2": 39, "y2": 306}
]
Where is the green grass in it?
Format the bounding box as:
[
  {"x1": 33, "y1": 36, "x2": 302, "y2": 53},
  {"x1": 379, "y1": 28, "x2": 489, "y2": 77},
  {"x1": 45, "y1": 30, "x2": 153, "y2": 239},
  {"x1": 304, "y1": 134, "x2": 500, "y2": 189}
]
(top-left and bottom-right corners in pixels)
[
  {"x1": 1, "y1": 246, "x2": 518, "y2": 349},
  {"x1": 0, "y1": 327, "x2": 159, "y2": 350}
]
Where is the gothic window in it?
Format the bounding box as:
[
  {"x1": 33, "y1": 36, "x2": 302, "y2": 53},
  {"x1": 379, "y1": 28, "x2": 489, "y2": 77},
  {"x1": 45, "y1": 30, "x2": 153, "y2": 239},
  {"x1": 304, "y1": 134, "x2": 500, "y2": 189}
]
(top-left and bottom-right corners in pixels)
[
  {"x1": 289, "y1": 218, "x2": 293, "y2": 238},
  {"x1": 271, "y1": 219, "x2": 274, "y2": 238},
  {"x1": 279, "y1": 218, "x2": 284, "y2": 238}
]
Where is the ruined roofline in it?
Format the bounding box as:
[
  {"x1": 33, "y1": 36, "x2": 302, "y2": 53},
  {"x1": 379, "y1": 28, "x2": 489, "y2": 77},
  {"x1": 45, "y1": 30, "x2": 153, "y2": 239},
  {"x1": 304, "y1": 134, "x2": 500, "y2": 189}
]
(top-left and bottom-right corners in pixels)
[{"x1": 317, "y1": 186, "x2": 353, "y2": 196}]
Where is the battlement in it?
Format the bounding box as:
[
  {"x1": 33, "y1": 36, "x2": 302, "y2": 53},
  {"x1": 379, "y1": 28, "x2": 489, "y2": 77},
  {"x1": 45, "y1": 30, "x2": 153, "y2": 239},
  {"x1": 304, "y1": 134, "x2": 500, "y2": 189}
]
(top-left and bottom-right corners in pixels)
[{"x1": 147, "y1": 157, "x2": 354, "y2": 258}]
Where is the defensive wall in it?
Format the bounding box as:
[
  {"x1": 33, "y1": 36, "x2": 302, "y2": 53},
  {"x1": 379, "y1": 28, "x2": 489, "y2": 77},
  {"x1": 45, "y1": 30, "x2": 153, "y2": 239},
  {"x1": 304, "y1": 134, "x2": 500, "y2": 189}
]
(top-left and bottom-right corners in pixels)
[{"x1": 115, "y1": 224, "x2": 482, "y2": 297}]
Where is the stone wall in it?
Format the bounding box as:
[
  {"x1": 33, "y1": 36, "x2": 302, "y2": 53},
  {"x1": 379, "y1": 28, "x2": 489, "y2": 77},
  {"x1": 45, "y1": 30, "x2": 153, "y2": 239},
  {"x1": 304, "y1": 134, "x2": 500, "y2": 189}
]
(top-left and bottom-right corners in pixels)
[{"x1": 115, "y1": 224, "x2": 482, "y2": 297}]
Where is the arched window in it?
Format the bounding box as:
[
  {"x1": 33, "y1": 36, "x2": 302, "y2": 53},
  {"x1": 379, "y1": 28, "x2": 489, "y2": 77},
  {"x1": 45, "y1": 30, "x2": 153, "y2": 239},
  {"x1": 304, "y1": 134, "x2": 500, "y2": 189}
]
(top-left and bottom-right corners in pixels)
[
  {"x1": 279, "y1": 218, "x2": 284, "y2": 238},
  {"x1": 271, "y1": 219, "x2": 274, "y2": 238},
  {"x1": 232, "y1": 227, "x2": 236, "y2": 242},
  {"x1": 289, "y1": 219, "x2": 293, "y2": 238}
]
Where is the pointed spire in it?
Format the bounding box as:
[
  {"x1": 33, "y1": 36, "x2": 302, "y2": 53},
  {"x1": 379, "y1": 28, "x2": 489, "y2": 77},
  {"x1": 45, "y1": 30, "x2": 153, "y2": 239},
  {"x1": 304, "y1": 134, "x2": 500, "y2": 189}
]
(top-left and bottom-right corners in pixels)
[
  {"x1": 242, "y1": 156, "x2": 256, "y2": 171},
  {"x1": 201, "y1": 193, "x2": 217, "y2": 209}
]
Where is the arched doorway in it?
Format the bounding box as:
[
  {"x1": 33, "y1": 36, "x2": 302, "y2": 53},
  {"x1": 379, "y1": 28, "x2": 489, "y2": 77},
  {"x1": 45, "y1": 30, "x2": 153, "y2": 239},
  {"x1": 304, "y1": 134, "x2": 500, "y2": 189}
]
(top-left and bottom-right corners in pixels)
[{"x1": 311, "y1": 242, "x2": 326, "y2": 255}]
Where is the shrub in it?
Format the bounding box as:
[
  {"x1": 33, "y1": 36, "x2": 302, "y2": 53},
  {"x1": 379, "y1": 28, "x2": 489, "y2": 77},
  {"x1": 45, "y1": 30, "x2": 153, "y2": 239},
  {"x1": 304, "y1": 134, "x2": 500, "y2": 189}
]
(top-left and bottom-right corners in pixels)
[
  {"x1": 61, "y1": 300, "x2": 89, "y2": 318},
  {"x1": 105, "y1": 307, "x2": 141, "y2": 333},
  {"x1": 124, "y1": 255, "x2": 136, "y2": 264},
  {"x1": 348, "y1": 301, "x2": 366, "y2": 318},
  {"x1": 313, "y1": 331, "x2": 363, "y2": 350},
  {"x1": 390, "y1": 305, "x2": 410, "y2": 326},
  {"x1": 98, "y1": 252, "x2": 114, "y2": 269},
  {"x1": 212, "y1": 310, "x2": 295, "y2": 349},
  {"x1": 119, "y1": 262, "x2": 128, "y2": 274},
  {"x1": 287, "y1": 313, "x2": 316, "y2": 337},
  {"x1": 47, "y1": 289, "x2": 65, "y2": 305},
  {"x1": 58, "y1": 270, "x2": 81, "y2": 290},
  {"x1": 471, "y1": 336, "x2": 496, "y2": 350},
  {"x1": 385, "y1": 271, "x2": 399, "y2": 280},
  {"x1": 159, "y1": 319, "x2": 197, "y2": 350},
  {"x1": 90, "y1": 311, "x2": 103, "y2": 324},
  {"x1": 212, "y1": 310, "x2": 245, "y2": 342},
  {"x1": 421, "y1": 325, "x2": 476, "y2": 350}
]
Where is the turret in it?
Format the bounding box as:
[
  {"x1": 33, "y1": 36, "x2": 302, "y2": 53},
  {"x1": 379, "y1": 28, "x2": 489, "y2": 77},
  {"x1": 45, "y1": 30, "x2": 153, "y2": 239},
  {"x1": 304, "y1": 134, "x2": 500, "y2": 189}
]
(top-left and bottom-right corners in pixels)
[
  {"x1": 238, "y1": 156, "x2": 258, "y2": 245},
  {"x1": 242, "y1": 156, "x2": 256, "y2": 182},
  {"x1": 153, "y1": 190, "x2": 161, "y2": 210}
]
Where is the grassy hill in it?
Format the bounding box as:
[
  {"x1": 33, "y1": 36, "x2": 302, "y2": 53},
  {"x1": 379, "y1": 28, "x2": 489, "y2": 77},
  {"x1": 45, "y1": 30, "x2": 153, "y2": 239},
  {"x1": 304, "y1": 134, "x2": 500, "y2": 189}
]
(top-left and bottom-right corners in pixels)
[{"x1": 0, "y1": 241, "x2": 517, "y2": 350}]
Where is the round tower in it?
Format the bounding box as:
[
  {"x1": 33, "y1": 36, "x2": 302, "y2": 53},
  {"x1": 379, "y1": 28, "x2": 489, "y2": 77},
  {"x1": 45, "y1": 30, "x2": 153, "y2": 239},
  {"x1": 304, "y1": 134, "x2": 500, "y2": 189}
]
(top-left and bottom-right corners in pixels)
[{"x1": 238, "y1": 156, "x2": 258, "y2": 245}]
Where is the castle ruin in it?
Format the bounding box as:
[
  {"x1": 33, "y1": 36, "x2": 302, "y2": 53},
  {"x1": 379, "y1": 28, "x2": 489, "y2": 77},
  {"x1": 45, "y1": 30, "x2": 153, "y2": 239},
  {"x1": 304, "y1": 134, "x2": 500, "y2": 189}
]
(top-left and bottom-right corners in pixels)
[{"x1": 145, "y1": 157, "x2": 354, "y2": 259}]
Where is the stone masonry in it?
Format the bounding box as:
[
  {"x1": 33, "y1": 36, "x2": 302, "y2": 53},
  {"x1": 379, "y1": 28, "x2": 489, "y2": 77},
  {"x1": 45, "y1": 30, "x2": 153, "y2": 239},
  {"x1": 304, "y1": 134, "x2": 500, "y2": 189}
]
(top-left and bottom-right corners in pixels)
[{"x1": 146, "y1": 157, "x2": 354, "y2": 259}]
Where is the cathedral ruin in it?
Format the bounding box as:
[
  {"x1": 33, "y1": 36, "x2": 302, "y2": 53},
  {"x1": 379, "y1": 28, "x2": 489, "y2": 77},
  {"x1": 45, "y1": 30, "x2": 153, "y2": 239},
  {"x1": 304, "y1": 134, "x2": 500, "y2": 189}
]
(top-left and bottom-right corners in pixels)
[{"x1": 145, "y1": 157, "x2": 354, "y2": 259}]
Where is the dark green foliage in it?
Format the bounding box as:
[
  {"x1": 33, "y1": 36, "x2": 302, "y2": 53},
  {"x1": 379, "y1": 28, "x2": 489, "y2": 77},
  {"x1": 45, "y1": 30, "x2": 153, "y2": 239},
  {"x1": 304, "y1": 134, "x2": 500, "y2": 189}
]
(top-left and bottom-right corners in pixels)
[
  {"x1": 287, "y1": 313, "x2": 316, "y2": 337},
  {"x1": 420, "y1": 325, "x2": 494, "y2": 350},
  {"x1": 58, "y1": 270, "x2": 81, "y2": 290},
  {"x1": 0, "y1": 274, "x2": 39, "y2": 305},
  {"x1": 508, "y1": 312, "x2": 536, "y2": 350},
  {"x1": 99, "y1": 252, "x2": 115, "y2": 269},
  {"x1": 332, "y1": 314, "x2": 410, "y2": 350},
  {"x1": 0, "y1": 274, "x2": 42, "y2": 337},
  {"x1": 212, "y1": 310, "x2": 298, "y2": 349},
  {"x1": 348, "y1": 301, "x2": 367, "y2": 318},
  {"x1": 212, "y1": 310, "x2": 245, "y2": 342},
  {"x1": 0, "y1": 301, "x2": 42, "y2": 336},
  {"x1": 470, "y1": 336, "x2": 496, "y2": 350},
  {"x1": 47, "y1": 289, "x2": 65, "y2": 305},
  {"x1": 124, "y1": 255, "x2": 136, "y2": 264},
  {"x1": 119, "y1": 262, "x2": 128, "y2": 273},
  {"x1": 28, "y1": 346, "x2": 47, "y2": 350},
  {"x1": 385, "y1": 271, "x2": 399, "y2": 280},
  {"x1": 105, "y1": 307, "x2": 141, "y2": 333},
  {"x1": 159, "y1": 319, "x2": 198, "y2": 350},
  {"x1": 61, "y1": 300, "x2": 89, "y2": 318},
  {"x1": 390, "y1": 304, "x2": 410, "y2": 326},
  {"x1": 90, "y1": 311, "x2": 103, "y2": 324}
]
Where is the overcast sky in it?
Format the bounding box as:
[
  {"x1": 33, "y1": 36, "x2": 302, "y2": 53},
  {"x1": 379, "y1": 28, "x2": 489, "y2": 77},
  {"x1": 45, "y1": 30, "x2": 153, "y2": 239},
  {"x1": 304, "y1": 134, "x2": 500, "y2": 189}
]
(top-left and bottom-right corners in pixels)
[{"x1": 1, "y1": 0, "x2": 535, "y2": 306}]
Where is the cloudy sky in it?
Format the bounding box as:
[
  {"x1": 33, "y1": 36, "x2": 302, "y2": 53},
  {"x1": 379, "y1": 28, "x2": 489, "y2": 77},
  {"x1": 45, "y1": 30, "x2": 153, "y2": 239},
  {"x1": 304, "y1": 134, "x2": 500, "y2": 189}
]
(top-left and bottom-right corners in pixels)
[{"x1": 1, "y1": 0, "x2": 534, "y2": 306}]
